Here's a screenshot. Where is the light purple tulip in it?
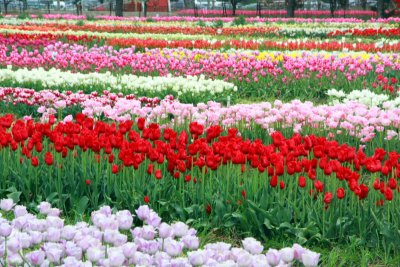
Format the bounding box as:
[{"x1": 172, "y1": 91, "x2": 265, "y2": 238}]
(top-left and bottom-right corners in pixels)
[
  {"x1": 158, "y1": 223, "x2": 173, "y2": 239},
  {"x1": 146, "y1": 211, "x2": 162, "y2": 227},
  {"x1": 86, "y1": 246, "x2": 104, "y2": 263},
  {"x1": 293, "y1": 243, "x2": 306, "y2": 260},
  {"x1": 164, "y1": 237, "x2": 184, "y2": 257},
  {"x1": 107, "y1": 247, "x2": 126, "y2": 267},
  {"x1": 46, "y1": 227, "x2": 61, "y2": 242},
  {"x1": 8, "y1": 253, "x2": 23, "y2": 265},
  {"x1": 0, "y1": 199, "x2": 14, "y2": 211},
  {"x1": 188, "y1": 250, "x2": 207, "y2": 266},
  {"x1": 7, "y1": 237, "x2": 21, "y2": 252},
  {"x1": 62, "y1": 225, "x2": 76, "y2": 240},
  {"x1": 0, "y1": 223, "x2": 12, "y2": 237},
  {"x1": 242, "y1": 237, "x2": 264, "y2": 255},
  {"x1": 38, "y1": 202, "x2": 52, "y2": 214},
  {"x1": 280, "y1": 247, "x2": 295, "y2": 263},
  {"x1": 182, "y1": 235, "x2": 200, "y2": 250},
  {"x1": 136, "y1": 205, "x2": 151, "y2": 221},
  {"x1": 171, "y1": 222, "x2": 189, "y2": 237},
  {"x1": 14, "y1": 205, "x2": 27, "y2": 217},
  {"x1": 26, "y1": 250, "x2": 46, "y2": 265},
  {"x1": 122, "y1": 242, "x2": 137, "y2": 258},
  {"x1": 116, "y1": 210, "x2": 133, "y2": 230},
  {"x1": 266, "y1": 248, "x2": 281, "y2": 266},
  {"x1": 301, "y1": 250, "x2": 320, "y2": 267}
]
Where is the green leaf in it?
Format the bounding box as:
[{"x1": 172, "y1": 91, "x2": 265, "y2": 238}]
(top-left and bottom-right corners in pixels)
[
  {"x1": 45, "y1": 192, "x2": 59, "y2": 202},
  {"x1": 263, "y1": 218, "x2": 274, "y2": 230},
  {"x1": 6, "y1": 191, "x2": 21, "y2": 203},
  {"x1": 76, "y1": 196, "x2": 89, "y2": 214}
]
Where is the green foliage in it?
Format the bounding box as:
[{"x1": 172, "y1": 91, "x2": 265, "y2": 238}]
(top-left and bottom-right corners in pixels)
[
  {"x1": 17, "y1": 13, "x2": 29, "y2": 20},
  {"x1": 232, "y1": 15, "x2": 246, "y2": 26},
  {"x1": 75, "y1": 20, "x2": 85, "y2": 26},
  {"x1": 86, "y1": 15, "x2": 96, "y2": 21},
  {"x1": 196, "y1": 20, "x2": 207, "y2": 27},
  {"x1": 212, "y1": 19, "x2": 224, "y2": 28},
  {"x1": 146, "y1": 17, "x2": 155, "y2": 22}
]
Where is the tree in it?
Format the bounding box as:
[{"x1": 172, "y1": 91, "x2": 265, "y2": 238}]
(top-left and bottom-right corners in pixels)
[
  {"x1": 329, "y1": 0, "x2": 336, "y2": 17},
  {"x1": 377, "y1": 0, "x2": 384, "y2": 17},
  {"x1": 229, "y1": 0, "x2": 243, "y2": 16},
  {"x1": 287, "y1": 0, "x2": 296, "y2": 17},
  {"x1": 3, "y1": 0, "x2": 12, "y2": 14},
  {"x1": 360, "y1": 0, "x2": 367, "y2": 9},
  {"x1": 184, "y1": 0, "x2": 193, "y2": 8},
  {"x1": 115, "y1": 0, "x2": 123, "y2": 16},
  {"x1": 140, "y1": 0, "x2": 149, "y2": 17}
]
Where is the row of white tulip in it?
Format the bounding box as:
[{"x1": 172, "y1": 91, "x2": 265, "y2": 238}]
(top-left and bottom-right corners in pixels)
[{"x1": 0, "y1": 67, "x2": 237, "y2": 96}]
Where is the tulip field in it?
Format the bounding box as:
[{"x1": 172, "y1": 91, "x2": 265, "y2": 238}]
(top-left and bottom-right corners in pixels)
[{"x1": 0, "y1": 13, "x2": 400, "y2": 266}]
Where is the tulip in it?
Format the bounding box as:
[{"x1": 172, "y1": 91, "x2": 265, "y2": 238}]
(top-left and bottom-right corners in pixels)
[
  {"x1": 0, "y1": 223, "x2": 12, "y2": 237},
  {"x1": 302, "y1": 250, "x2": 320, "y2": 267},
  {"x1": 266, "y1": 248, "x2": 280, "y2": 266},
  {"x1": 0, "y1": 198, "x2": 14, "y2": 211},
  {"x1": 242, "y1": 237, "x2": 263, "y2": 255},
  {"x1": 280, "y1": 247, "x2": 295, "y2": 263}
]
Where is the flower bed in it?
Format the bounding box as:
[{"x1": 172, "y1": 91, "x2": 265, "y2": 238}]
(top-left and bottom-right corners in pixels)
[
  {"x1": 0, "y1": 199, "x2": 320, "y2": 266},
  {"x1": 0, "y1": 15, "x2": 399, "y2": 265}
]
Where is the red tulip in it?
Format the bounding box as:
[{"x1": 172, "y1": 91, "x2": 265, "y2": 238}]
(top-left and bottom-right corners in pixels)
[
  {"x1": 205, "y1": 203, "x2": 211, "y2": 214},
  {"x1": 241, "y1": 189, "x2": 246, "y2": 200},
  {"x1": 337, "y1": 188, "x2": 345, "y2": 199},
  {"x1": 280, "y1": 180, "x2": 285, "y2": 189},
  {"x1": 314, "y1": 180, "x2": 324, "y2": 193},
  {"x1": 85, "y1": 179, "x2": 91, "y2": 185},
  {"x1": 373, "y1": 178, "x2": 380, "y2": 190},
  {"x1": 147, "y1": 163, "x2": 154, "y2": 174},
  {"x1": 298, "y1": 176, "x2": 306, "y2": 188},
  {"x1": 155, "y1": 169, "x2": 162, "y2": 179},
  {"x1": 323, "y1": 192, "x2": 333, "y2": 204},
  {"x1": 112, "y1": 164, "x2": 119, "y2": 174},
  {"x1": 384, "y1": 187, "x2": 393, "y2": 201},
  {"x1": 137, "y1": 118, "x2": 145, "y2": 131},
  {"x1": 144, "y1": 196, "x2": 149, "y2": 203},
  {"x1": 31, "y1": 156, "x2": 39, "y2": 167},
  {"x1": 388, "y1": 178, "x2": 397, "y2": 189},
  {"x1": 44, "y1": 152, "x2": 53, "y2": 166},
  {"x1": 270, "y1": 175, "x2": 278, "y2": 188}
]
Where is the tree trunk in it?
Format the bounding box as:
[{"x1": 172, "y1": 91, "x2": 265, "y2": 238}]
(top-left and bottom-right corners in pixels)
[
  {"x1": 183, "y1": 0, "x2": 192, "y2": 8},
  {"x1": 57, "y1": 0, "x2": 60, "y2": 10},
  {"x1": 115, "y1": 0, "x2": 123, "y2": 16},
  {"x1": 329, "y1": 0, "x2": 335, "y2": 17},
  {"x1": 3, "y1": 0, "x2": 8, "y2": 14},
  {"x1": 377, "y1": 0, "x2": 384, "y2": 17},
  {"x1": 361, "y1": 0, "x2": 366, "y2": 10},
  {"x1": 287, "y1": 0, "x2": 295, "y2": 17},
  {"x1": 231, "y1": 0, "x2": 236, "y2": 16},
  {"x1": 143, "y1": 1, "x2": 147, "y2": 17}
]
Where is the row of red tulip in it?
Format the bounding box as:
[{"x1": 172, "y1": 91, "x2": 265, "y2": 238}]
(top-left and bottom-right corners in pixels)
[{"x1": 1, "y1": 114, "x2": 399, "y2": 206}]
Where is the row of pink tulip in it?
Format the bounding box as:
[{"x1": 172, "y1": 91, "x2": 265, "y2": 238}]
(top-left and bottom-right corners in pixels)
[{"x1": 1, "y1": 43, "x2": 398, "y2": 86}]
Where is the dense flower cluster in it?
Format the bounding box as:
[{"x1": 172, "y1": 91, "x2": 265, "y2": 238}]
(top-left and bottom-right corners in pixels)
[
  {"x1": 1, "y1": 44, "x2": 398, "y2": 89},
  {"x1": 0, "y1": 67, "x2": 236, "y2": 97},
  {"x1": 0, "y1": 114, "x2": 399, "y2": 204},
  {"x1": 0, "y1": 199, "x2": 320, "y2": 266},
  {"x1": 3, "y1": 30, "x2": 400, "y2": 52},
  {"x1": 1, "y1": 87, "x2": 399, "y2": 142},
  {"x1": 6, "y1": 13, "x2": 400, "y2": 23}
]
